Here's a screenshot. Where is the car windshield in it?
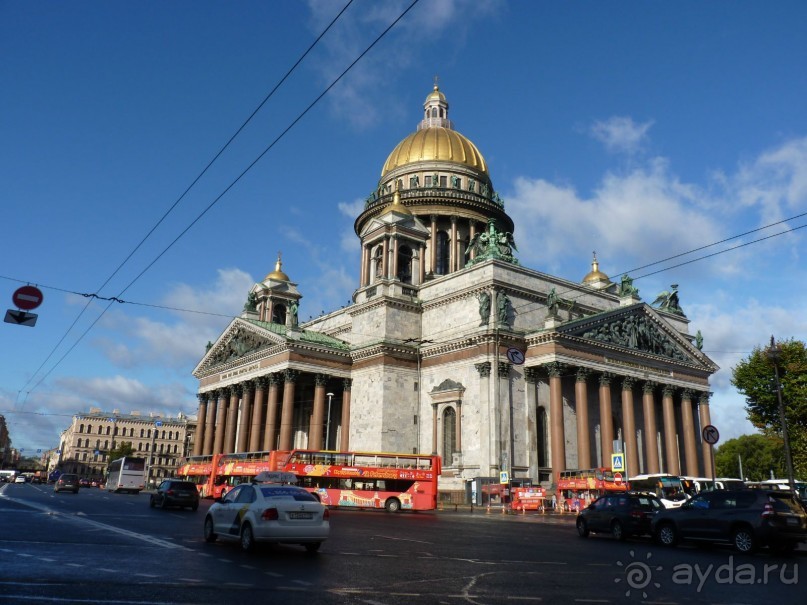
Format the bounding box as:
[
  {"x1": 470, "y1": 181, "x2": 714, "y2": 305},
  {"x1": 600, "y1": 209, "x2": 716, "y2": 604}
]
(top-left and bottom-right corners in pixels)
[{"x1": 259, "y1": 487, "x2": 318, "y2": 501}]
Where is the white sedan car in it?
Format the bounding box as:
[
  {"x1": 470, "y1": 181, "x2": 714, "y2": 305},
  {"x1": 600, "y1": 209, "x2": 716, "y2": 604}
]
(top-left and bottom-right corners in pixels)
[{"x1": 203, "y1": 473, "x2": 329, "y2": 554}]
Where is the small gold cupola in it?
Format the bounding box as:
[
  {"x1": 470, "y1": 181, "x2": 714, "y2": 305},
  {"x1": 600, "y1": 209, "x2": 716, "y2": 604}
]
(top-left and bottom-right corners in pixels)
[
  {"x1": 265, "y1": 252, "x2": 290, "y2": 282},
  {"x1": 582, "y1": 252, "x2": 612, "y2": 289}
]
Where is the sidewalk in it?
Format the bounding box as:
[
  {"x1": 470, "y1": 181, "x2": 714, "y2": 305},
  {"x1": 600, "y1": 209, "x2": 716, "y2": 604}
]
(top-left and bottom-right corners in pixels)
[{"x1": 435, "y1": 502, "x2": 578, "y2": 522}]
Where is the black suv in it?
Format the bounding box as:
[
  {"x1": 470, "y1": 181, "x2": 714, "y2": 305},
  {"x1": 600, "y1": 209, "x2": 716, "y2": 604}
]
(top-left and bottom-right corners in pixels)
[
  {"x1": 576, "y1": 492, "x2": 664, "y2": 541},
  {"x1": 150, "y1": 480, "x2": 200, "y2": 511},
  {"x1": 652, "y1": 489, "x2": 807, "y2": 553},
  {"x1": 53, "y1": 473, "x2": 80, "y2": 494}
]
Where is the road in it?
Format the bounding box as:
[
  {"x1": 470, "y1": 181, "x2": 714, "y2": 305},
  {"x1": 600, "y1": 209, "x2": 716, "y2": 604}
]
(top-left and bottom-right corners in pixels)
[{"x1": 0, "y1": 481, "x2": 803, "y2": 604}]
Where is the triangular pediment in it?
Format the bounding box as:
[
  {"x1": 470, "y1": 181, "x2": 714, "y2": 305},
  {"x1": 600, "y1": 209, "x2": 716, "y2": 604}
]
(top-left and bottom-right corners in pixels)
[
  {"x1": 558, "y1": 304, "x2": 715, "y2": 369},
  {"x1": 193, "y1": 319, "x2": 286, "y2": 376},
  {"x1": 360, "y1": 212, "x2": 430, "y2": 239}
]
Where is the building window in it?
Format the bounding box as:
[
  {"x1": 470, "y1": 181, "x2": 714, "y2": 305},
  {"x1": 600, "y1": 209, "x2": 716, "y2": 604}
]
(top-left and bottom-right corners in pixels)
[
  {"x1": 140, "y1": 429, "x2": 145, "y2": 438},
  {"x1": 106, "y1": 426, "x2": 110, "y2": 435},
  {"x1": 397, "y1": 245, "x2": 413, "y2": 284},
  {"x1": 425, "y1": 175, "x2": 432, "y2": 187},
  {"x1": 97, "y1": 426, "x2": 102, "y2": 434},
  {"x1": 374, "y1": 246, "x2": 383, "y2": 278},
  {"x1": 442, "y1": 407, "x2": 457, "y2": 464},
  {"x1": 138, "y1": 443, "x2": 143, "y2": 451},
  {"x1": 439, "y1": 175, "x2": 447, "y2": 188},
  {"x1": 435, "y1": 231, "x2": 450, "y2": 275},
  {"x1": 537, "y1": 407, "x2": 548, "y2": 467},
  {"x1": 79, "y1": 424, "x2": 84, "y2": 433},
  {"x1": 272, "y1": 303, "x2": 286, "y2": 324}
]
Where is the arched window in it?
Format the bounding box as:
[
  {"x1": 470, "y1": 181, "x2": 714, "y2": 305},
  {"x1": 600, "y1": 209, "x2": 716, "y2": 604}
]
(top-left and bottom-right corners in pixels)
[
  {"x1": 536, "y1": 407, "x2": 548, "y2": 467},
  {"x1": 138, "y1": 442, "x2": 143, "y2": 451},
  {"x1": 272, "y1": 303, "x2": 286, "y2": 324},
  {"x1": 79, "y1": 424, "x2": 84, "y2": 433},
  {"x1": 431, "y1": 107, "x2": 438, "y2": 118},
  {"x1": 104, "y1": 440, "x2": 109, "y2": 449},
  {"x1": 397, "y1": 245, "x2": 413, "y2": 283},
  {"x1": 140, "y1": 428, "x2": 145, "y2": 438},
  {"x1": 442, "y1": 407, "x2": 456, "y2": 464},
  {"x1": 435, "y1": 231, "x2": 450, "y2": 275},
  {"x1": 374, "y1": 246, "x2": 384, "y2": 278},
  {"x1": 97, "y1": 426, "x2": 102, "y2": 434},
  {"x1": 106, "y1": 426, "x2": 110, "y2": 435}
]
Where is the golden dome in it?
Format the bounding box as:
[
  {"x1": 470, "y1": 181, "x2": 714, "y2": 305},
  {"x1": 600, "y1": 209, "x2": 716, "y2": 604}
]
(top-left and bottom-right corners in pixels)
[
  {"x1": 382, "y1": 188, "x2": 412, "y2": 216},
  {"x1": 583, "y1": 252, "x2": 611, "y2": 285},
  {"x1": 425, "y1": 84, "x2": 446, "y2": 103},
  {"x1": 381, "y1": 127, "x2": 488, "y2": 177},
  {"x1": 265, "y1": 253, "x2": 290, "y2": 282}
]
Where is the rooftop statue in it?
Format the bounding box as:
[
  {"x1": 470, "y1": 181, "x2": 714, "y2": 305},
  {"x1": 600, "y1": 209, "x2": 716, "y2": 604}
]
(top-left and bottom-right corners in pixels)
[
  {"x1": 243, "y1": 291, "x2": 258, "y2": 313},
  {"x1": 465, "y1": 219, "x2": 519, "y2": 267},
  {"x1": 652, "y1": 284, "x2": 685, "y2": 316},
  {"x1": 618, "y1": 274, "x2": 640, "y2": 298}
]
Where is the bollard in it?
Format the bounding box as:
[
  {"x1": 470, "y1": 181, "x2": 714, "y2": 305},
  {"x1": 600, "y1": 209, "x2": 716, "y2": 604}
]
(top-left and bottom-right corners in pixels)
[
  {"x1": 522, "y1": 505, "x2": 526, "y2": 515},
  {"x1": 486, "y1": 502, "x2": 491, "y2": 514}
]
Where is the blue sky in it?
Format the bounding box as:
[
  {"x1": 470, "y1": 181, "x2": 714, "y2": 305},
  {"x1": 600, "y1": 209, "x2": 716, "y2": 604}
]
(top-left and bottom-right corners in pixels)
[{"x1": 2, "y1": 1, "x2": 806, "y2": 456}]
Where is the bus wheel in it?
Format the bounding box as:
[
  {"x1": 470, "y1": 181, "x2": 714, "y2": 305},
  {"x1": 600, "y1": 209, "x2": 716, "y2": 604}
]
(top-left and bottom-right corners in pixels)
[
  {"x1": 385, "y1": 498, "x2": 401, "y2": 513},
  {"x1": 203, "y1": 517, "x2": 217, "y2": 543},
  {"x1": 240, "y1": 523, "x2": 255, "y2": 552}
]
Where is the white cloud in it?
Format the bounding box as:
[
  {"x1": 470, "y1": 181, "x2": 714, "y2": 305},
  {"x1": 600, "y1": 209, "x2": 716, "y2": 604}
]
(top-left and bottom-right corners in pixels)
[
  {"x1": 589, "y1": 116, "x2": 654, "y2": 154},
  {"x1": 507, "y1": 158, "x2": 721, "y2": 276}
]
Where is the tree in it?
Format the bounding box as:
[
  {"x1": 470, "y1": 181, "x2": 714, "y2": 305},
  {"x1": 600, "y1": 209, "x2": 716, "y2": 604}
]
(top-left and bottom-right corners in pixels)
[
  {"x1": 714, "y1": 434, "x2": 784, "y2": 481},
  {"x1": 108, "y1": 441, "x2": 136, "y2": 463},
  {"x1": 731, "y1": 338, "x2": 807, "y2": 478}
]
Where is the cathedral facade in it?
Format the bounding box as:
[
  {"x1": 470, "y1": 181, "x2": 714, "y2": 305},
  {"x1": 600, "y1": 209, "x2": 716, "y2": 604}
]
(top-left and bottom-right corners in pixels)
[{"x1": 192, "y1": 85, "x2": 718, "y2": 497}]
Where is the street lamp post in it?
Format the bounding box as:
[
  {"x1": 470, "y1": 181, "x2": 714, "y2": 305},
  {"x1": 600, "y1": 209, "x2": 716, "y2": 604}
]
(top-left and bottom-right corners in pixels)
[
  {"x1": 767, "y1": 335, "x2": 797, "y2": 494},
  {"x1": 325, "y1": 393, "x2": 334, "y2": 449}
]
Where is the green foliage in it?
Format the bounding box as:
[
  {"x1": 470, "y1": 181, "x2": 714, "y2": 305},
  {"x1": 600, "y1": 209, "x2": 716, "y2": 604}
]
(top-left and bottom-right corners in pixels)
[
  {"x1": 714, "y1": 434, "x2": 784, "y2": 481},
  {"x1": 108, "y1": 441, "x2": 136, "y2": 463},
  {"x1": 731, "y1": 338, "x2": 807, "y2": 478}
]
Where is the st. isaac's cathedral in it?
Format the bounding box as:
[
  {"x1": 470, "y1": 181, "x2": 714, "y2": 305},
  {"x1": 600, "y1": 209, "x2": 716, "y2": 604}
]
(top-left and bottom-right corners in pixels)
[{"x1": 192, "y1": 85, "x2": 719, "y2": 498}]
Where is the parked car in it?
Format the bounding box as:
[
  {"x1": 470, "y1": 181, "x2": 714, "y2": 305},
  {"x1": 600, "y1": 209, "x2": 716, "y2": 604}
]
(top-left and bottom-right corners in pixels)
[
  {"x1": 150, "y1": 480, "x2": 200, "y2": 511},
  {"x1": 53, "y1": 473, "x2": 80, "y2": 494},
  {"x1": 14, "y1": 475, "x2": 27, "y2": 484},
  {"x1": 652, "y1": 488, "x2": 807, "y2": 553},
  {"x1": 576, "y1": 492, "x2": 664, "y2": 540},
  {"x1": 203, "y1": 472, "x2": 329, "y2": 553},
  {"x1": 79, "y1": 478, "x2": 91, "y2": 487}
]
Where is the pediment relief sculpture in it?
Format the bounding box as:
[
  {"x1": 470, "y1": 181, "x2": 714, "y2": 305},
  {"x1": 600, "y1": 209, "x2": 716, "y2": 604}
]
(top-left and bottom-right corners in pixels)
[
  {"x1": 208, "y1": 326, "x2": 275, "y2": 366},
  {"x1": 578, "y1": 314, "x2": 691, "y2": 362}
]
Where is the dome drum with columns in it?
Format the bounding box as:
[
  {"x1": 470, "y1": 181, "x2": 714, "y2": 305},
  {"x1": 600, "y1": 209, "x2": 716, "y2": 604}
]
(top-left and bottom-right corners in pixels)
[{"x1": 193, "y1": 84, "x2": 719, "y2": 502}]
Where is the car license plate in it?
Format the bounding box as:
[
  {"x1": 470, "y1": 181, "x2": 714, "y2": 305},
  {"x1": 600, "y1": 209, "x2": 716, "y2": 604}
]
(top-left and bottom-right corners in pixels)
[
  {"x1": 288, "y1": 512, "x2": 313, "y2": 520},
  {"x1": 787, "y1": 517, "x2": 799, "y2": 526}
]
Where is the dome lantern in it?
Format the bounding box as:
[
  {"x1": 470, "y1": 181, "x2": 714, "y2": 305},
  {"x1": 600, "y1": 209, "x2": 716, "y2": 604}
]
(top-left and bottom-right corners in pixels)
[{"x1": 582, "y1": 252, "x2": 612, "y2": 289}]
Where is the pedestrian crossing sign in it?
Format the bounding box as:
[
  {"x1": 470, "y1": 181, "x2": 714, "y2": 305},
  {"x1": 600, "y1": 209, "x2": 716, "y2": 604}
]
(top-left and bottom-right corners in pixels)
[
  {"x1": 611, "y1": 453, "x2": 625, "y2": 472},
  {"x1": 499, "y1": 471, "x2": 510, "y2": 484}
]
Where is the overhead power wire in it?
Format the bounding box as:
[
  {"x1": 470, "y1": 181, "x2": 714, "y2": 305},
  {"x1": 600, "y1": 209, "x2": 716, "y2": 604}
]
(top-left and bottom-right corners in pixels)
[
  {"x1": 12, "y1": 0, "x2": 357, "y2": 401},
  {"x1": 17, "y1": 0, "x2": 422, "y2": 401}
]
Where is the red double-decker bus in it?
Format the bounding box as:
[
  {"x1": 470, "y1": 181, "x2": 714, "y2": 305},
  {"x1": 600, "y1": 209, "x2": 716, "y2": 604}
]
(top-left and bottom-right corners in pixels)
[
  {"x1": 556, "y1": 467, "x2": 627, "y2": 512},
  {"x1": 282, "y1": 449, "x2": 441, "y2": 512},
  {"x1": 177, "y1": 451, "x2": 290, "y2": 499}
]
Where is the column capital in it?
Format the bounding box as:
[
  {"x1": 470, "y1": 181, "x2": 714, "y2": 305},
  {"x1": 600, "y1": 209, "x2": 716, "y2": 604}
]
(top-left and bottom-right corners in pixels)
[
  {"x1": 621, "y1": 376, "x2": 636, "y2": 391},
  {"x1": 698, "y1": 391, "x2": 712, "y2": 405},
  {"x1": 197, "y1": 393, "x2": 209, "y2": 404},
  {"x1": 475, "y1": 362, "x2": 492, "y2": 378},
  {"x1": 231, "y1": 383, "x2": 243, "y2": 397},
  {"x1": 498, "y1": 361, "x2": 511, "y2": 376},
  {"x1": 314, "y1": 373, "x2": 329, "y2": 387},
  {"x1": 544, "y1": 362, "x2": 564, "y2": 378},
  {"x1": 524, "y1": 367, "x2": 540, "y2": 384},
  {"x1": 218, "y1": 386, "x2": 231, "y2": 398},
  {"x1": 681, "y1": 388, "x2": 695, "y2": 401},
  {"x1": 268, "y1": 373, "x2": 282, "y2": 386},
  {"x1": 576, "y1": 367, "x2": 591, "y2": 383},
  {"x1": 241, "y1": 380, "x2": 255, "y2": 393},
  {"x1": 642, "y1": 380, "x2": 658, "y2": 394},
  {"x1": 662, "y1": 384, "x2": 675, "y2": 398},
  {"x1": 283, "y1": 369, "x2": 299, "y2": 383},
  {"x1": 598, "y1": 372, "x2": 614, "y2": 386},
  {"x1": 256, "y1": 375, "x2": 269, "y2": 389},
  {"x1": 342, "y1": 377, "x2": 353, "y2": 391}
]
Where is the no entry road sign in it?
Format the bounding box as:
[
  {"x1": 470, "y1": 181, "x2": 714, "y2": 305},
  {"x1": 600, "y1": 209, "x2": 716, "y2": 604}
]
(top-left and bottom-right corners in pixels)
[{"x1": 12, "y1": 285, "x2": 43, "y2": 311}]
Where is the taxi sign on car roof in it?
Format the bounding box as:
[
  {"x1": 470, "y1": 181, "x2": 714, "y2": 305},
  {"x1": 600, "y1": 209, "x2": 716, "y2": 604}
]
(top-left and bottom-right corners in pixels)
[{"x1": 254, "y1": 471, "x2": 298, "y2": 484}]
